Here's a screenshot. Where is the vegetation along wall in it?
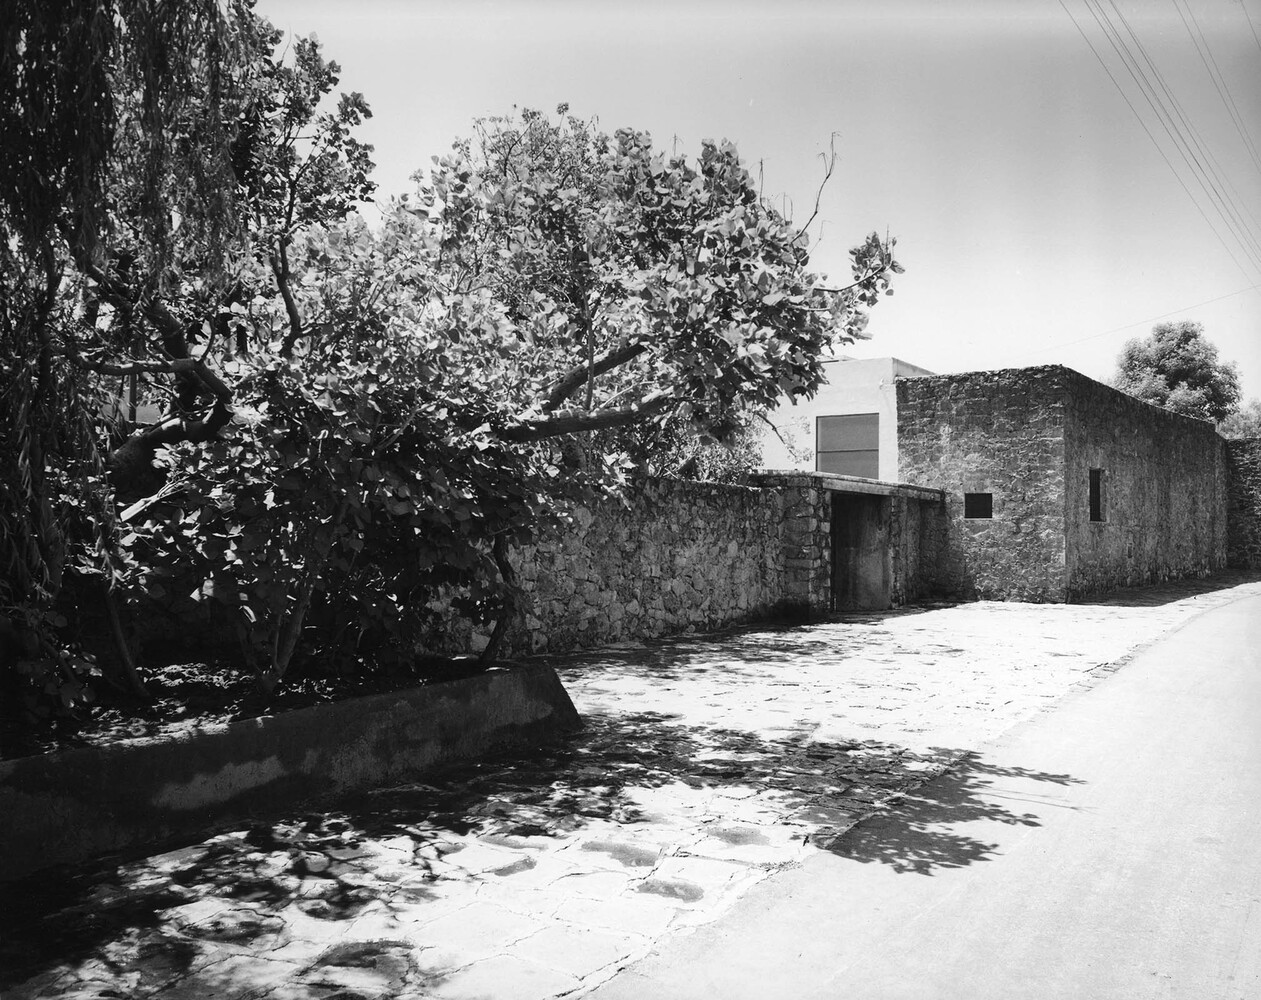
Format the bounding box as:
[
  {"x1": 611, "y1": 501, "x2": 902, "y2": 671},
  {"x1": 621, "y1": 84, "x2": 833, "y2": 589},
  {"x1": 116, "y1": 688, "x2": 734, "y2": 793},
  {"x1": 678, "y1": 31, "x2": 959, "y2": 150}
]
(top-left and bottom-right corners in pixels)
[
  {"x1": 896, "y1": 367, "x2": 1072, "y2": 602},
  {"x1": 1225, "y1": 439, "x2": 1261, "y2": 569},
  {"x1": 1061, "y1": 370, "x2": 1228, "y2": 597}
]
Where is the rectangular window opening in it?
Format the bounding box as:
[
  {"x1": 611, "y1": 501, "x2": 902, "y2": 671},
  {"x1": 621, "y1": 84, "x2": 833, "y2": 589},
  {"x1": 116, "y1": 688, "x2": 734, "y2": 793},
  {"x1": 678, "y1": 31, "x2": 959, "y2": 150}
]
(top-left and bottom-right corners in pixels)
[
  {"x1": 1089, "y1": 468, "x2": 1104, "y2": 522},
  {"x1": 964, "y1": 492, "x2": 993, "y2": 519},
  {"x1": 816, "y1": 413, "x2": 879, "y2": 479}
]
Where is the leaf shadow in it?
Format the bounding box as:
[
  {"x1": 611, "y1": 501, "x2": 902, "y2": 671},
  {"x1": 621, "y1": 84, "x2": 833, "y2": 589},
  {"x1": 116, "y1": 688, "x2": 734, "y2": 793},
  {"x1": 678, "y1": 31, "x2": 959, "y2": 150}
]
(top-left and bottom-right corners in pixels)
[
  {"x1": 1, "y1": 709, "x2": 1083, "y2": 996},
  {"x1": 821, "y1": 754, "x2": 1084, "y2": 875}
]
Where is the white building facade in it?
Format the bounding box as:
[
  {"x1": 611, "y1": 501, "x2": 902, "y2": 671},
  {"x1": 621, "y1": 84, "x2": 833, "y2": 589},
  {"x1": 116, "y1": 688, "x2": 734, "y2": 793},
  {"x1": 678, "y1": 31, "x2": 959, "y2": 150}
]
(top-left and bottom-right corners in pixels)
[{"x1": 759, "y1": 356, "x2": 935, "y2": 482}]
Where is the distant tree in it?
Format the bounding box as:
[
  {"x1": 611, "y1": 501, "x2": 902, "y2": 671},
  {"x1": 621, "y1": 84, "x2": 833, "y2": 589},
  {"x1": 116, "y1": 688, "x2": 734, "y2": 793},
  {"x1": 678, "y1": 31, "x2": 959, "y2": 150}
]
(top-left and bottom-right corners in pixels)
[
  {"x1": 1112, "y1": 321, "x2": 1241, "y2": 423},
  {"x1": 1219, "y1": 398, "x2": 1261, "y2": 439}
]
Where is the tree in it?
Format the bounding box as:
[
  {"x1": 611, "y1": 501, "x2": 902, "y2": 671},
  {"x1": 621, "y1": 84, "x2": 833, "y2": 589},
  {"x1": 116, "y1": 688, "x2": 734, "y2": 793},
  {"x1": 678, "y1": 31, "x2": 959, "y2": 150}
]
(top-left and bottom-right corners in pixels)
[
  {"x1": 4, "y1": 25, "x2": 902, "y2": 708},
  {"x1": 1112, "y1": 321, "x2": 1241, "y2": 423},
  {"x1": 1, "y1": 0, "x2": 374, "y2": 705},
  {"x1": 1219, "y1": 398, "x2": 1261, "y2": 439},
  {"x1": 407, "y1": 107, "x2": 899, "y2": 447},
  {"x1": 2, "y1": 0, "x2": 258, "y2": 706}
]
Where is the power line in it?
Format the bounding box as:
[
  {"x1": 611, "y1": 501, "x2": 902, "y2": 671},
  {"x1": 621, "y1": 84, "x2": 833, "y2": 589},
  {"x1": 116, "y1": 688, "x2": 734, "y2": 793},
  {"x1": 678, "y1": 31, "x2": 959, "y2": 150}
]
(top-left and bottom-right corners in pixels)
[
  {"x1": 1095, "y1": 0, "x2": 1261, "y2": 269},
  {"x1": 1058, "y1": 0, "x2": 1259, "y2": 279},
  {"x1": 1173, "y1": 0, "x2": 1261, "y2": 179},
  {"x1": 1013, "y1": 283, "x2": 1261, "y2": 359},
  {"x1": 1070, "y1": 0, "x2": 1261, "y2": 275},
  {"x1": 1243, "y1": 2, "x2": 1261, "y2": 58}
]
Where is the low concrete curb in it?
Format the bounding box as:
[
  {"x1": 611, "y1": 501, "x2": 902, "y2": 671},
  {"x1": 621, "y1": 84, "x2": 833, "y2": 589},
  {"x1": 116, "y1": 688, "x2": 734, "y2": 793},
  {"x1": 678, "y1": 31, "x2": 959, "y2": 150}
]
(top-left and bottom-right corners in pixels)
[{"x1": 0, "y1": 662, "x2": 581, "y2": 881}]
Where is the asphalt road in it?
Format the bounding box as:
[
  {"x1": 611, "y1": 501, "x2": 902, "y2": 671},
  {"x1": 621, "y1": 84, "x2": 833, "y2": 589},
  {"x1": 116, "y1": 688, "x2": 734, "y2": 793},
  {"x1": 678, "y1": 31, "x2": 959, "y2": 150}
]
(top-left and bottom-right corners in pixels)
[{"x1": 591, "y1": 591, "x2": 1261, "y2": 1000}]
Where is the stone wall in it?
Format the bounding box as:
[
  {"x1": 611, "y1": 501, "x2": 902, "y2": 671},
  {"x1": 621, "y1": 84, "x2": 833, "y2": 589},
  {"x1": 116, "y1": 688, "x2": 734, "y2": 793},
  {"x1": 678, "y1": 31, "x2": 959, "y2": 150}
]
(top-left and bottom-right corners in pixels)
[
  {"x1": 897, "y1": 364, "x2": 1236, "y2": 603},
  {"x1": 1061, "y1": 371, "x2": 1228, "y2": 597},
  {"x1": 469, "y1": 473, "x2": 947, "y2": 657},
  {"x1": 896, "y1": 367, "x2": 1071, "y2": 601},
  {"x1": 502, "y1": 479, "x2": 793, "y2": 655},
  {"x1": 751, "y1": 473, "x2": 833, "y2": 616},
  {"x1": 890, "y1": 494, "x2": 949, "y2": 605},
  {"x1": 1226, "y1": 438, "x2": 1261, "y2": 569}
]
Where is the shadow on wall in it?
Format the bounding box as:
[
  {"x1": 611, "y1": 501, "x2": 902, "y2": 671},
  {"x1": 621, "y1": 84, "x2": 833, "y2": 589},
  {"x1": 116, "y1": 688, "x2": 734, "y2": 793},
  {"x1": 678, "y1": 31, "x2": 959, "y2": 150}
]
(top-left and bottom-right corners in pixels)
[
  {"x1": 1067, "y1": 568, "x2": 1261, "y2": 607},
  {"x1": 2, "y1": 702, "x2": 1080, "y2": 992}
]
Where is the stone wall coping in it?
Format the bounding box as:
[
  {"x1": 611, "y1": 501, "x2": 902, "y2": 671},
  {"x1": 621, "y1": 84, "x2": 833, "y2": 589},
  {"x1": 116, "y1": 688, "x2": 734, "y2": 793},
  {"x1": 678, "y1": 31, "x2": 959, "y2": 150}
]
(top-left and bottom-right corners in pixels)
[
  {"x1": 0, "y1": 663, "x2": 581, "y2": 881},
  {"x1": 901, "y1": 364, "x2": 1227, "y2": 436},
  {"x1": 753, "y1": 469, "x2": 946, "y2": 502}
]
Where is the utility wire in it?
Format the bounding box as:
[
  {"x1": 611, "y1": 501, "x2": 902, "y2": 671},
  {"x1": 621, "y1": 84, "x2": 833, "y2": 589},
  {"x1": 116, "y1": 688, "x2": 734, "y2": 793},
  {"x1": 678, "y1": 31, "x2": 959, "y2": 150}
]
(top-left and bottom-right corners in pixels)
[
  {"x1": 1012, "y1": 283, "x2": 1261, "y2": 359},
  {"x1": 1096, "y1": 0, "x2": 1261, "y2": 268},
  {"x1": 1105, "y1": 0, "x2": 1261, "y2": 266},
  {"x1": 1079, "y1": 0, "x2": 1261, "y2": 273},
  {"x1": 1244, "y1": 2, "x2": 1261, "y2": 58},
  {"x1": 1058, "y1": 0, "x2": 1258, "y2": 280},
  {"x1": 1173, "y1": 0, "x2": 1261, "y2": 179}
]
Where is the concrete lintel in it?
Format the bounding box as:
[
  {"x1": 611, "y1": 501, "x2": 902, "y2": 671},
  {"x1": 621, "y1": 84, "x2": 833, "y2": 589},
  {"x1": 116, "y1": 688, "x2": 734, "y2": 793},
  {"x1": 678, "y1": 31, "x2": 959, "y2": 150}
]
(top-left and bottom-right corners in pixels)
[{"x1": 754, "y1": 470, "x2": 945, "y2": 503}]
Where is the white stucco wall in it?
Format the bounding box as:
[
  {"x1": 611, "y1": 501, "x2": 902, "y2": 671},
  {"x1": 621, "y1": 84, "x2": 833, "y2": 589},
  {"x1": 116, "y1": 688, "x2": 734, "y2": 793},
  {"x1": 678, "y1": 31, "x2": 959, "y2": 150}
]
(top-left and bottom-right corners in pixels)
[{"x1": 759, "y1": 356, "x2": 935, "y2": 482}]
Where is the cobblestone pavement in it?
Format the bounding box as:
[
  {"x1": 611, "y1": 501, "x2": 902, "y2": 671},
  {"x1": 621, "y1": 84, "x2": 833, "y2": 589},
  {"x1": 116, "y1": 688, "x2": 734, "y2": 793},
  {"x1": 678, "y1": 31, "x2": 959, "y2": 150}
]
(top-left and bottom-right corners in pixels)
[{"x1": 4, "y1": 575, "x2": 1258, "y2": 1000}]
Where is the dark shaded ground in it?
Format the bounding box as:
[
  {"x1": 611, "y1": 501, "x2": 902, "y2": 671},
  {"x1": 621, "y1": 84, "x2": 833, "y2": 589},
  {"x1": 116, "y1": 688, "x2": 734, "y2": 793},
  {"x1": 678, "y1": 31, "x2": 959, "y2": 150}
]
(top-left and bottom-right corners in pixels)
[
  {"x1": 1071, "y1": 567, "x2": 1261, "y2": 607},
  {"x1": 8, "y1": 569, "x2": 1254, "y2": 762},
  {"x1": 0, "y1": 697, "x2": 1081, "y2": 996},
  {"x1": 0, "y1": 654, "x2": 493, "y2": 761}
]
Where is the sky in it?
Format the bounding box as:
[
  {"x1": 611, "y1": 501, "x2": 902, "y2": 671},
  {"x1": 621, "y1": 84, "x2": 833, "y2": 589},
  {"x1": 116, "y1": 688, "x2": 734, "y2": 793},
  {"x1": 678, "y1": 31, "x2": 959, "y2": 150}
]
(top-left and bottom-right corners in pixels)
[{"x1": 257, "y1": 0, "x2": 1261, "y2": 401}]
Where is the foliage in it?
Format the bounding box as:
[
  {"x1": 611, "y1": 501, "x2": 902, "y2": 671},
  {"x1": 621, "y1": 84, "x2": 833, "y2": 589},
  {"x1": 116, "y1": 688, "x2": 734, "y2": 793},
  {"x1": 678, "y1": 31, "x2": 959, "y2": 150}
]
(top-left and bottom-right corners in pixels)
[
  {"x1": 120, "y1": 340, "x2": 566, "y2": 693},
  {"x1": 408, "y1": 107, "x2": 899, "y2": 449},
  {"x1": 1218, "y1": 398, "x2": 1261, "y2": 439},
  {"x1": 3, "y1": 24, "x2": 902, "y2": 716},
  {"x1": 0, "y1": 0, "x2": 375, "y2": 708},
  {"x1": 1112, "y1": 321, "x2": 1242, "y2": 424}
]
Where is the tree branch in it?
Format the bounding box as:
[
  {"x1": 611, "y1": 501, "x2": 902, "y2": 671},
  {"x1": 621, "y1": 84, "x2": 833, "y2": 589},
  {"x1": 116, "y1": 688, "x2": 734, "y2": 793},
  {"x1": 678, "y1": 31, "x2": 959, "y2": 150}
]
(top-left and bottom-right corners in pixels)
[
  {"x1": 60, "y1": 349, "x2": 231, "y2": 399},
  {"x1": 73, "y1": 252, "x2": 189, "y2": 358},
  {"x1": 271, "y1": 250, "x2": 304, "y2": 357},
  {"x1": 500, "y1": 390, "x2": 675, "y2": 442},
  {"x1": 542, "y1": 341, "x2": 647, "y2": 412},
  {"x1": 791, "y1": 132, "x2": 838, "y2": 243},
  {"x1": 107, "y1": 398, "x2": 234, "y2": 491},
  {"x1": 814, "y1": 263, "x2": 888, "y2": 296}
]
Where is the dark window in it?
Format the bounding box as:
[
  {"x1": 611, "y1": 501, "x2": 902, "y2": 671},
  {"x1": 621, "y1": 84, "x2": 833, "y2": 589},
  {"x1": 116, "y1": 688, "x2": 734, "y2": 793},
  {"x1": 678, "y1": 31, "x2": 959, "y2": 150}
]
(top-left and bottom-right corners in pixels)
[
  {"x1": 964, "y1": 492, "x2": 993, "y2": 519},
  {"x1": 1089, "y1": 468, "x2": 1104, "y2": 522},
  {"x1": 816, "y1": 413, "x2": 879, "y2": 479}
]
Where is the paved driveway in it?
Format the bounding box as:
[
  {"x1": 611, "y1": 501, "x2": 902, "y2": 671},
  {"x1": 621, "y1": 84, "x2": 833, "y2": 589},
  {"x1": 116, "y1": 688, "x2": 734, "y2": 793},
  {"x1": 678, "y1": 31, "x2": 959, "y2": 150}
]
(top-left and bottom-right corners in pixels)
[{"x1": 3, "y1": 575, "x2": 1257, "y2": 1000}]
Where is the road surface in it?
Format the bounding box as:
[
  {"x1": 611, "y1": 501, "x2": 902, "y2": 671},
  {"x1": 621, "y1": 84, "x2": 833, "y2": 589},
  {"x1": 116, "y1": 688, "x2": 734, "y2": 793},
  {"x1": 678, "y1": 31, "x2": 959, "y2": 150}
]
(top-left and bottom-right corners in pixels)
[{"x1": 591, "y1": 591, "x2": 1261, "y2": 1000}]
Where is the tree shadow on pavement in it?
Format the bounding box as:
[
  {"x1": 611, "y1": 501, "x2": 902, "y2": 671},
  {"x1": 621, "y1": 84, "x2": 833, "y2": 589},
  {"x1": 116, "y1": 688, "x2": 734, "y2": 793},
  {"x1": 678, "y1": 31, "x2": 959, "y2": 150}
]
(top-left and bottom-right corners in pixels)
[
  {"x1": 821, "y1": 753, "x2": 1083, "y2": 875},
  {"x1": 546, "y1": 611, "x2": 968, "y2": 685},
  {"x1": 1, "y1": 707, "x2": 1082, "y2": 996}
]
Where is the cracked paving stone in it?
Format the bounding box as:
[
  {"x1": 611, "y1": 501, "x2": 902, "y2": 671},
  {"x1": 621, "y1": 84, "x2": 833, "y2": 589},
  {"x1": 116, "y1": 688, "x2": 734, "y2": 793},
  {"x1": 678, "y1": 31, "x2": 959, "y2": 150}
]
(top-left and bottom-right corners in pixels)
[
  {"x1": 409, "y1": 900, "x2": 547, "y2": 961},
  {"x1": 553, "y1": 894, "x2": 681, "y2": 938},
  {"x1": 547, "y1": 868, "x2": 635, "y2": 899},
  {"x1": 507, "y1": 922, "x2": 644, "y2": 980},
  {"x1": 438, "y1": 842, "x2": 531, "y2": 876},
  {"x1": 293, "y1": 938, "x2": 418, "y2": 996},
  {"x1": 425, "y1": 954, "x2": 582, "y2": 1000},
  {"x1": 181, "y1": 906, "x2": 291, "y2": 950},
  {"x1": 160, "y1": 896, "x2": 235, "y2": 930},
  {"x1": 151, "y1": 953, "x2": 301, "y2": 1000}
]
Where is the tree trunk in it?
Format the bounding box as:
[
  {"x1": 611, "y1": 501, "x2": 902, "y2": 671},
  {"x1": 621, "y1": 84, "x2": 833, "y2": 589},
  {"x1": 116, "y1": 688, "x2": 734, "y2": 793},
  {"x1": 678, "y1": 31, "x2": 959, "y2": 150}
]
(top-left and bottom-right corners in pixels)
[{"x1": 480, "y1": 534, "x2": 519, "y2": 664}]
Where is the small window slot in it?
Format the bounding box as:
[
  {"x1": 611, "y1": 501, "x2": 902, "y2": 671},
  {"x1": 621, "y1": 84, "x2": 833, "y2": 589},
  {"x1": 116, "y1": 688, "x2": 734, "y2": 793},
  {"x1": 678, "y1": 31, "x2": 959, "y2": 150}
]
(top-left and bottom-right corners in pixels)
[
  {"x1": 1089, "y1": 468, "x2": 1105, "y2": 522},
  {"x1": 964, "y1": 492, "x2": 993, "y2": 519}
]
